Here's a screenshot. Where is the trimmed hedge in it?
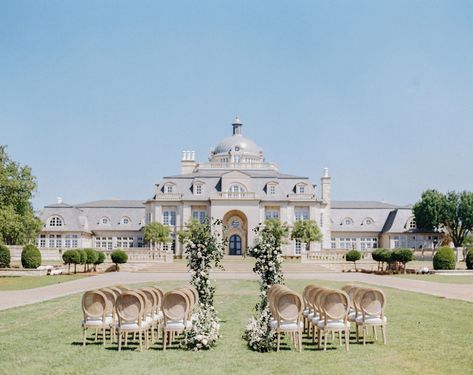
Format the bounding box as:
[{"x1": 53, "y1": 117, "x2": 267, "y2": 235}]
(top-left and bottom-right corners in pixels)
[
  {"x1": 465, "y1": 249, "x2": 473, "y2": 270},
  {"x1": 111, "y1": 250, "x2": 128, "y2": 271},
  {"x1": 21, "y1": 244, "x2": 42, "y2": 269},
  {"x1": 0, "y1": 244, "x2": 10, "y2": 268},
  {"x1": 433, "y1": 247, "x2": 456, "y2": 270}
]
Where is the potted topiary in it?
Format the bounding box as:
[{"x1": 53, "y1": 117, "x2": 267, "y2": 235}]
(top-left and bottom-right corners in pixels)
[
  {"x1": 111, "y1": 250, "x2": 128, "y2": 271},
  {"x1": 21, "y1": 244, "x2": 42, "y2": 269}
]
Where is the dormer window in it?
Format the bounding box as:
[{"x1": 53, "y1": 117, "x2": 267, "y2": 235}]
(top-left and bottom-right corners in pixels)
[
  {"x1": 229, "y1": 184, "x2": 246, "y2": 193},
  {"x1": 195, "y1": 183, "x2": 203, "y2": 195},
  {"x1": 48, "y1": 216, "x2": 63, "y2": 227},
  {"x1": 121, "y1": 217, "x2": 131, "y2": 225},
  {"x1": 408, "y1": 217, "x2": 417, "y2": 229},
  {"x1": 166, "y1": 185, "x2": 173, "y2": 193},
  {"x1": 100, "y1": 217, "x2": 110, "y2": 225},
  {"x1": 363, "y1": 217, "x2": 374, "y2": 225},
  {"x1": 342, "y1": 218, "x2": 354, "y2": 225},
  {"x1": 269, "y1": 185, "x2": 276, "y2": 195},
  {"x1": 296, "y1": 183, "x2": 306, "y2": 194}
]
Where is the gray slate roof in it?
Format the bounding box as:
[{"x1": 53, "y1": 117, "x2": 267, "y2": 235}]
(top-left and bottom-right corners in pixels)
[{"x1": 40, "y1": 200, "x2": 145, "y2": 233}]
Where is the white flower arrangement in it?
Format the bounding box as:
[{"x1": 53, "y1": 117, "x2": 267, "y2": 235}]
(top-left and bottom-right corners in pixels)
[{"x1": 178, "y1": 218, "x2": 226, "y2": 351}]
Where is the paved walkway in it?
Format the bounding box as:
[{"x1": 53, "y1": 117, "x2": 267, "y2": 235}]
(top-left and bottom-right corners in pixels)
[{"x1": 0, "y1": 271, "x2": 471, "y2": 311}]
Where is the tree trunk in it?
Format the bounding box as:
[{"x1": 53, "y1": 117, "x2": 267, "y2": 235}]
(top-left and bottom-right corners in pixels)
[{"x1": 74, "y1": 264, "x2": 76, "y2": 274}]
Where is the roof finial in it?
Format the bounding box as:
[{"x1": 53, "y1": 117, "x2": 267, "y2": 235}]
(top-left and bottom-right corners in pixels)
[{"x1": 232, "y1": 116, "x2": 243, "y2": 135}]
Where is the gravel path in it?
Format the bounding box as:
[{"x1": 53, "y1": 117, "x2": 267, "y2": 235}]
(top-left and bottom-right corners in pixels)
[{"x1": 0, "y1": 271, "x2": 471, "y2": 311}]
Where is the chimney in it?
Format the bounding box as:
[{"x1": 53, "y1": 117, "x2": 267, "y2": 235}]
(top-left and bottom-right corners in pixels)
[
  {"x1": 321, "y1": 167, "x2": 331, "y2": 203},
  {"x1": 57, "y1": 197, "x2": 63, "y2": 204},
  {"x1": 181, "y1": 150, "x2": 197, "y2": 174}
]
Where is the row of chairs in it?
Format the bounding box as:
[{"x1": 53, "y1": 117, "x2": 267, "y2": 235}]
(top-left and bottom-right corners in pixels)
[
  {"x1": 302, "y1": 284, "x2": 387, "y2": 351},
  {"x1": 267, "y1": 285, "x2": 304, "y2": 352},
  {"x1": 81, "y1": 284, "x2": 198, "y2": 351}
]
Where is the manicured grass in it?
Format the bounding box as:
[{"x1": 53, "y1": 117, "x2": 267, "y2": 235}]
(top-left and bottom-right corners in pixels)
[
  {"x1": 394, "y1": 274, "x2": 473, "y2": 284},
  {"x1": 0, "y1": 274, "x2": 87, "y2": 291},
  {"x1": 0, "y1": 279, "x2": 472, "y2": 375}
]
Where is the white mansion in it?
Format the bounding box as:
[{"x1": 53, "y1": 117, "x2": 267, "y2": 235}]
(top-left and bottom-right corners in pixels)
[{"x1": 38, "y1": 118, "x2": 439, "y2": 256}]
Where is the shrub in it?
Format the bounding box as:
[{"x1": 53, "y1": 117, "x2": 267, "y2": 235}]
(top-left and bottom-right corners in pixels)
[
  {"x1": 21, "y1": 244, "x2": 42, "y2": 269},
  {"x1": 93, "y1": 251, "x2": 106, "y2": 271},
  {"x1": 62, "y1": 249, "x2": 78, "y2": 273},
  {"x1": 346, "y1": 249, "x2": 362, "y2": 271},
  {"x1": 392, "y1": 248, "x2": 414, "y2": 273},
  {"x1": 111, "y1": 250, "x2": 128, "y2": 271},
  {"x1": 76, "y1": 249, "x2": 87, "y2": 272},
  {"x1": 465, "y1": 249, "x2": 473, "y2": 270},
  {"x1": 372, "y1": 248, "x2": 391, "y2": 271},
  {"x1": 0, "y1": 244, "x2": 10, "y2": 268},
  {"x1": 433, "y1": 247, "x2": 456, "y2": 270},
  {"x1": 84, "y1": 248, "x2": 98, "y2": 272}
]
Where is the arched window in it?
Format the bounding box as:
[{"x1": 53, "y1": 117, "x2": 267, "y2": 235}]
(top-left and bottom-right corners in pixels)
[
  {"x1": 48, "y1": 216, "x2": 63, "y2": 227},
  {"x1": 228, "y1": 184, "x2": 246, "y2": 193}
]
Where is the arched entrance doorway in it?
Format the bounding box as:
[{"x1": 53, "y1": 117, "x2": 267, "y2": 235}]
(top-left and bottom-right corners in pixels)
[
  {"x1": 223, "y1": 210, "x2": 248, "y2": 256},
  {"x1": 229, "y1": 234, "x2": 242, "y2": 255}
]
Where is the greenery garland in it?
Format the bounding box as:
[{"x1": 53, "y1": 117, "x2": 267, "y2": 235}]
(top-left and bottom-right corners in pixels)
[
  {"x1": 178, "y1": 218, "x2": 226, "y2": 350},
  {"x1": 244, "y1": 219, "x2": 289, "y2": 352}
]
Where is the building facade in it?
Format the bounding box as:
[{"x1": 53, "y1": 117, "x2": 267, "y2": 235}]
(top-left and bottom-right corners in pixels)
[{"x1": 37, "y1": 118, "x2": 439, "y2": 256}]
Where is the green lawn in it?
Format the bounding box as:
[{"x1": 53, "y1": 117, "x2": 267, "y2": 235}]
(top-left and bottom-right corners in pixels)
[
  {"x1": 0, "y1": 279, "x2": 472, "y2": 375},
  {"x1": 0, "y1": 274, "x2": 87, "y2": 290},
  {"x1": 394, "y1": 274, "x2": 473, "y2": 284}
]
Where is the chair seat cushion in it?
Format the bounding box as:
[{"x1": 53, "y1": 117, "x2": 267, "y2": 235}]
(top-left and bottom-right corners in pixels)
[
  {"x1": 82, "y1": 316, "x2": 113, "y2": 327},
  {"x1": 270, "y1": 320, "x2": 303, "y2": 331},
  {"x1": 153, "y1": 312, "x2": 163, "y2": 322},
  {"x1": 317, "y1": 319, "x2": 350, "y2": 330},
  {"x1": 118, "y1": 320, "x2": 149, "y2": 331},
  {"x1": 303, "y1": 309, "x2": 310, "y2": 316},
  {"x1": 165, "y1": 321, "x2": 186, "y2": 330},
  {"x1": 356, "y1": 315, "x2": 387, "y2": 325},
  {"x1": 310, "y1": 315, "x2": 321, "y2": 324}
]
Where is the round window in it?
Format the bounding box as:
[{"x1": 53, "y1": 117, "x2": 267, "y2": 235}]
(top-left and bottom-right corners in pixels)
[{"x1": 231, "y1": 219, "x2": 240, "y2": 228}]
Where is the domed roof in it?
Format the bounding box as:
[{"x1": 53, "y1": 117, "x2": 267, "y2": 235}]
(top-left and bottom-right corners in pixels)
[
  {"x1": 211, "y1": 117, "x2": 263, "y2": 157},
  {"x1": 213, "y1": 134, "x2": 262, "y2": 155}
]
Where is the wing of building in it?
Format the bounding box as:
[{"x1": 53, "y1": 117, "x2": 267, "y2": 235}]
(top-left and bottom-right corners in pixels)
[{"x1": 37, "y1": 117, "x2": 440, "y2": 256}]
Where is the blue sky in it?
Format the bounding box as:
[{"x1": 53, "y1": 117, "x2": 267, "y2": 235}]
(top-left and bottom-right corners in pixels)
[{"x1": 1, "y1": 0, "x2": 472, "y2": 210}]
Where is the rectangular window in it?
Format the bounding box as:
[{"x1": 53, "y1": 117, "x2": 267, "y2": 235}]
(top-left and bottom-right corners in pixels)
[
  {"x1": 166, "y1": 185, "x2": 173, "y2": 193},
  {"x1": 192, "y1": 209, "x2": 207, "y2": 223},
  {"x1": 320, "y1": 213, "x2": 324, "y2": 227},
  {"x1": 331, "y1": 238, "x2": 336, "y2": 249},
  {"x1": 265, "y1": 207, "x2": 280, "y2": 220},
  {"x1": 294, "y1": 240, "x2": 303, "y2": 255},
  {"x1": 195, "y1": 184, "x2": 203, "y2": 195},
  {"x1": 39, "y1": 234, "x2": 46, "y2": 248},
  {"x1": 72, "y1": 239, "x2": 78, "y2": 248},
  {"x1": 269, "y1": 185, "x2": 276, "y2": 195},
  {"x1": 295, "y1": 207, "x2": 309, "y2": 221},
  {"x1": 163, "y1": 209, "x2": 177, "y2": 226},
  {"x1": 65, "y1": 239, "x2": 71, "y2": 248}
]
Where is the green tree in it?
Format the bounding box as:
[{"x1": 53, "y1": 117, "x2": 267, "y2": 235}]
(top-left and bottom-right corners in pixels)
[
  {"x1": 84, "y1": 248, "x2": 98, "y2": 272},
  {"x1": 62, "y1": 249, "x2": 77, "y2": 273},
  {"x1": 346, "y1": 249, "x2": 361, "y2": 271},
  {"x1": 413, "y1": 190, "x2": 473, "y2": 248},
  {"x1": 93, "y1": 251, "x2": 106, "y2": 271},
  {"x1": 391, "y1": 248, "x2": 414, "y2": 273},
  {"x1": 111, "y1": 250, "x2": 128, "y2": 271},
  {"x1": 21, "y1": 244, "x2": 42, "y2": 269},
  {"x1": 0, "y1": 146, "x2": 42, "y2": 245},
  {"x1": 290, "y1": 220, "x2": 323, "y2": 253},
  {"x1": 0, "y1": 243, "x2": 10, "y2": 268},
  {"x1": 144, "y1": 222, "x2": 171, "y2": 251}
]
